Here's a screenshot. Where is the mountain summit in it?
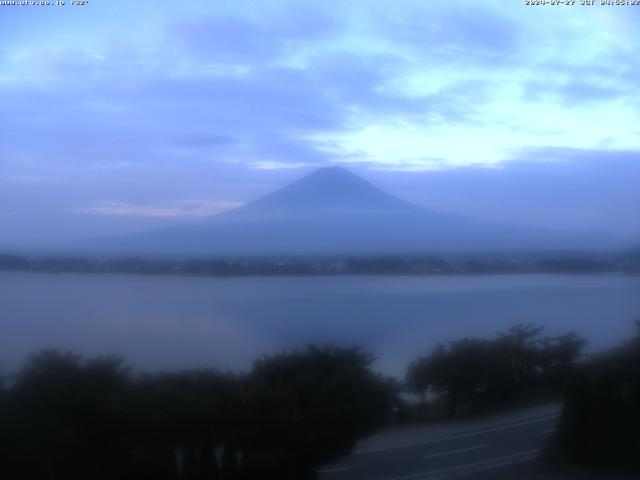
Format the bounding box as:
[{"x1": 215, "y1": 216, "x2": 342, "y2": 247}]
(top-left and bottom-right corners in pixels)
[
  {"x1": 246, "y1": 167, "x2": 416, "y2": 213},
  {"x1": 94, "y1": 167, "x2": 608, "y2": 256}
]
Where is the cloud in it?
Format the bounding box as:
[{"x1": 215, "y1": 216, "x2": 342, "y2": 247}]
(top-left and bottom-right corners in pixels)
[
  {"x1": 1, "y1": 0, "x2": 639, "y2": 245},
  {"x1": 366, "y1": 148, "x2": 640, "y2": 239},
  {"x1": 73, "y1": 200, "x2": 244, "y2": 218},
  {"x1": 249, "y1": 161, "x2": 315, "y2": 170},
  {"x1": 4, "y1": 1, "x2": 638, "y2": 177},
  {"x1": 523, "y1": 79, "x2": 626, "y2": 106},
  {"x1": 386, "y1": 5, "x2": 523, "y2": 65},
  {"x1": 172, "y1": 6, "x2": 342, "y2": 63},
  {"x1": 172, "y1": 133, "x2": 237, "y2": 148}
]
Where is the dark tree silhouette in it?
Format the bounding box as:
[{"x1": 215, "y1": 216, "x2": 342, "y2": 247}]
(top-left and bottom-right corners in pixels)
[
  {"x1": 538, "y1": 331, "x2": 587, "y2": 394},
  {"x1": 241, "y1": 345, "x2": 396, "y2": 480},
  {"x1": 0, "y1": 345, "x2": 396, "y2": 480},
  {"x1": 1, "y1": 350, "x2": 131, "y2": 480},
  {"x1": 406, "y1": 325, "x2": 586, "y2": 417},
  {"x1": 408, "y1": 339, "x2": 504, "y2": 416},
  {"x1": 550, "y1": 321, "x2": 640, "y2": 470},
  {"x1": 127, "y1": 369, "x2": 242, "y2": 480}
]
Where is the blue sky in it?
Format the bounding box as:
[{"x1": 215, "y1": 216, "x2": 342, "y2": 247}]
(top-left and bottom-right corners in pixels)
[{"x1": 1, "y1": 0, "x2": 639, "y2": 245}]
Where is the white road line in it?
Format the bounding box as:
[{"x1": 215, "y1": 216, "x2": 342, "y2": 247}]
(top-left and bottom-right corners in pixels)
[
  {"x1": 423, "y1": 444, "x2": 488, "y2": 459},
  {"x1": 317, "y1": 466, "x2": 352, "y2": 474},
  {"x1": 355, "y1": 414, "x2": 560, "y2": 454},
  {"x1": 542, "y1": 428, "x2": 556, "y2": 435},
  {"x1": 383, "y1": 449, "x2": 541, "y2": 480}
]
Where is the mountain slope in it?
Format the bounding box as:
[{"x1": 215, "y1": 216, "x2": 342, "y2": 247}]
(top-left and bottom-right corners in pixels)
[
  {"x1": 245, "y1": 166, "x2": 418, "y2": 213},
  {"x1": 89, "y1": 167, "x2": 617, "y2": 256}
]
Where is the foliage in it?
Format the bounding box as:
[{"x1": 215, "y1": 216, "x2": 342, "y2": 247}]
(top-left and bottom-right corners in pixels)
[
  {"x1": 0, "y1": 345, "x2": 396, "y2": 480},
  {"x1": 406, "y1": 324, "x2": 586, "y2": 416},
  {"x1": 242, "y1": 346, "x2": 396, "y2": 479},
  {"x1": 550, "y1": 321, "x2": 640, "y2": 470}
]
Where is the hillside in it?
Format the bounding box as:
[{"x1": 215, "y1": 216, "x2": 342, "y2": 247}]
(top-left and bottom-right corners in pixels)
[{"x1": 86, "y1": 167, "x2": 618, "y2": 256}]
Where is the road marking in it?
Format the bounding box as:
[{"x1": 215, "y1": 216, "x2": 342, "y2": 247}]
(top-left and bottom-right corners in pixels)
[
  {"x1": 423, "y1": 444, "x2": 488, "y2": 459},
  {"x1": 542, "y1": 428, "x2": 556, "y2": 435},
  {"x1": 355, "y1": 413, "x2": 560, "y2": 454},
  {"x1": 383, "y1": 449, "x2": 541, "y2": 480},
  {"x1": 317, "y1": 466, "x2": 351, "y2": 474}
]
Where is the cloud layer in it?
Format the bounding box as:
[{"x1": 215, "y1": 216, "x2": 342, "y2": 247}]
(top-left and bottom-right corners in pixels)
[{"x1": 1, "y1": 0, "x2": 639, "y2": 245}]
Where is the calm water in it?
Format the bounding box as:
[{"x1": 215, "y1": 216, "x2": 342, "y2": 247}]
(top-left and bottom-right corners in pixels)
[{"x1": 1, "y1": 272, "x2": 640, "y2": 376}]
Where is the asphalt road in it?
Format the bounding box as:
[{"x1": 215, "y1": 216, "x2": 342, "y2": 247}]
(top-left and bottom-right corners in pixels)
[{"x1": 318, "y1": 407, "x2": 561, "y2": 480}]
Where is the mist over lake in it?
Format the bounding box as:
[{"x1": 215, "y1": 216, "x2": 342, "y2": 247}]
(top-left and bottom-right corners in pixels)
[{"x1": 2, "y1": 271, "x2": 639, "y2": 377}]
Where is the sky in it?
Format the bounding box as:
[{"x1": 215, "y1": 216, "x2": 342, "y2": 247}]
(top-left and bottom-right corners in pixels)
[{"x1": 1, "y1": 0, "x2": 639, "y2": 246}]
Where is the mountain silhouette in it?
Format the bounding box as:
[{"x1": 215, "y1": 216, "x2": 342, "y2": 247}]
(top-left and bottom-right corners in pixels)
[
  {"x1": 245, "y1": 166, "x2": 417, "y2": 213},
  {"x1": 92, "y1": 167, "x2": 613, "y2": 256}
]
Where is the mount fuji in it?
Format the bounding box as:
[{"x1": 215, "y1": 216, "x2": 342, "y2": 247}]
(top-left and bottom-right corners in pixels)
[{"x1": 92, "y1": 167, "x2": 612, "y2": 256}]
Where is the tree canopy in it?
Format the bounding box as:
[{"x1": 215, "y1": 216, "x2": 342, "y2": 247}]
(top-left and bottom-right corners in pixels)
[
  {"x1": 0, "y1": 345, "x2": 396, "y2": 480},
  {"x1": 406, "y1": 324, "x2": 586, "y2": 416}
]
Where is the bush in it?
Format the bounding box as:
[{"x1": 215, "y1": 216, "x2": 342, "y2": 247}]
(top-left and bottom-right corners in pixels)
[
  {"x1": 551, "y1": 324, "x2": 640, "y2": 470},
  {"x1": 406, "y1": 324, "x2": 586, "y2": 417},
  {"x1": 0, "y1": 345, "x2": 397, "y2": 480}
]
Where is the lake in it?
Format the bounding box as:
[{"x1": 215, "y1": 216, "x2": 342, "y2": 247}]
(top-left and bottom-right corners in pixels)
[{"x1": 1, "y1": 272, "x2": 639, "y2": 377}]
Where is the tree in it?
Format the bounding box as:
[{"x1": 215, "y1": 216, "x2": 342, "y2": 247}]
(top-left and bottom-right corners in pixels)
[
  {"x1": 0, "y1": 346, "x2": 395, "y2": 479},
  {"x1": 3, "y1": 350, "x2": 131, "y2": 480},
  {"x1": 406, "y1": 325, "x2": 587, "y2": 417},
  {"x1": 551, "y1": 321, "x2": 640, "y2": 470},
  {"x1": 241, "y1": 345, "x2": 397, "y2": 479},
  {"x1": 538, "y1": 332, "x2": 587, "y2": 393},
  {"x1": 128, "y1": 369, "x2": 242, "y2": 480}
]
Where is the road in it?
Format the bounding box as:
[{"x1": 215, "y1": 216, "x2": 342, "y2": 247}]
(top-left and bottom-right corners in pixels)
[{"x1": 318, "y1": 404, "x2": 562, "y2": 480}]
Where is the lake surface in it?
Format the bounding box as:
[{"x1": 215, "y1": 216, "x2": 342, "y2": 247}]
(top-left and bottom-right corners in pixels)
[{"x1": 1, "y1": 272, "x2": 640, "y2": 377}]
